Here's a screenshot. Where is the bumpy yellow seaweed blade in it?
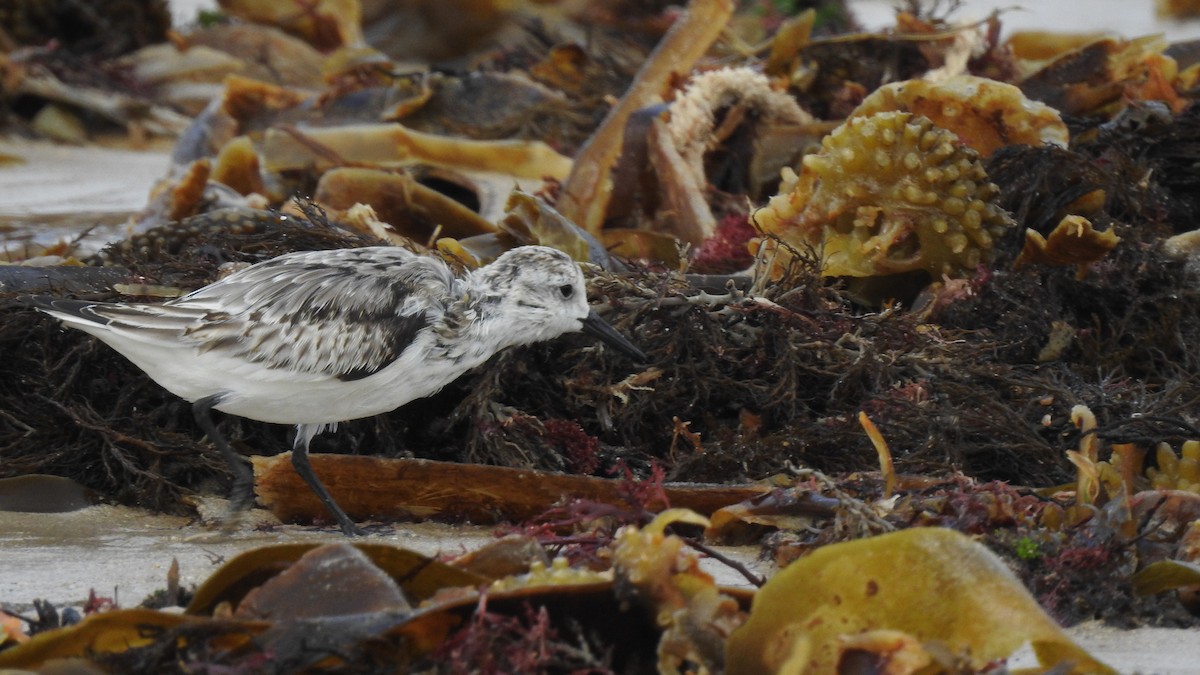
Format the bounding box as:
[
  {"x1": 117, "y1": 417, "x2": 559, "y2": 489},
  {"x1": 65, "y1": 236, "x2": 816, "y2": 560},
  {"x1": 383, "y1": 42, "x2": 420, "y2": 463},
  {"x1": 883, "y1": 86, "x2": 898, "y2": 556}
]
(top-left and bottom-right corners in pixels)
[{"x1": 726, "y1": 527, "x2": 1113, "y2": 675}]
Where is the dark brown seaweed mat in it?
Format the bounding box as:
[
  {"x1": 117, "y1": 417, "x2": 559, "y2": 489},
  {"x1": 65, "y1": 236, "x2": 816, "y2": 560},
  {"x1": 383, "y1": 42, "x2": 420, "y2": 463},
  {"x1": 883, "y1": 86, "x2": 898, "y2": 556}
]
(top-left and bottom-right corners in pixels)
[{"x1": 7, "y1": 185, "x2": 1200, "y2": 515}]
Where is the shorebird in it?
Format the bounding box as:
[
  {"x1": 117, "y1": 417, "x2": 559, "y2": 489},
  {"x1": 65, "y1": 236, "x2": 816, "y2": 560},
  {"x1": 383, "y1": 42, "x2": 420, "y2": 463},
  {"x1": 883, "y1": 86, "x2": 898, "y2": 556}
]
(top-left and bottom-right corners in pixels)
[{"x1": 25, "y1": 245, "x2": 647, "y2": 535}]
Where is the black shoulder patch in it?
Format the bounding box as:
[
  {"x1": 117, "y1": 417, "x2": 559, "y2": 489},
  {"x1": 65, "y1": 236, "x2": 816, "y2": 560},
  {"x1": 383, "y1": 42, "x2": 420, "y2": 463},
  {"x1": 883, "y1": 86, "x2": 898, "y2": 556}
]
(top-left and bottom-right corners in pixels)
[{"x1": 337, "y1": 310, "x2": 431, "y2": 381}]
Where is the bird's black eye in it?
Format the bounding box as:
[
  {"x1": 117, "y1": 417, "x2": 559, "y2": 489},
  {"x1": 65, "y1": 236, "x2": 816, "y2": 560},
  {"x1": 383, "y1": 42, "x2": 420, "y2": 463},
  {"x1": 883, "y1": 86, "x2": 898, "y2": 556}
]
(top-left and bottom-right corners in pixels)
[{"x1": 558, "y1": 284, "x2": 574, "y2": 298}]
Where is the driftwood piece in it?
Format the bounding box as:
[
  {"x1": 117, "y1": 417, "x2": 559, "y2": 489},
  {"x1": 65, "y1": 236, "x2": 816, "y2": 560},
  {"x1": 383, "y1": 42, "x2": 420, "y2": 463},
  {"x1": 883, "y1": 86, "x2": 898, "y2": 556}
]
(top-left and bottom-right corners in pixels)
[{"x1": 253, "y1": 453, "x2": 769, "y2": 525}]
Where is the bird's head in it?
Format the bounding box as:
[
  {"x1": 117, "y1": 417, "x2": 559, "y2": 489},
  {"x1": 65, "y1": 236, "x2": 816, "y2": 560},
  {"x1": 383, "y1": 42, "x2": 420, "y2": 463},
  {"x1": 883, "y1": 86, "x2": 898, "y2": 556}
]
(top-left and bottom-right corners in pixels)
[{"x1": 472, "y1": 246, "x2": 646, "y2": 362}]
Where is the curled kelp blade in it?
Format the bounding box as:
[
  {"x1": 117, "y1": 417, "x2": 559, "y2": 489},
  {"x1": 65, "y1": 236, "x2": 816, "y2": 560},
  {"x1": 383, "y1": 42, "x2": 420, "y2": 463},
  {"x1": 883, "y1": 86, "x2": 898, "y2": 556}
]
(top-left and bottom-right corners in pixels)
[
  {"x1": 313, "y1": 167, "x2": 498, "y2": 242},
  {"x1": 705, "y1": 487, "x2": 841, "y2": 544},
  {"x1": 726, "y1": 527, "x2": 1114, "y2": 674},
  {"x1": 497, "y1": 189, "x2": 611, "y2": 265},
  {"x1": 186, "y1": 542, "x2": 487, "y2": 617},
  {"x1": 1015, "y1": 214, "x2": 1121, "y2": 277},
  {"x1": 0, "y1": 609, "x2": 260, "y2": 670},
  {"x1": 435, "y1": 189, "x2": 616, "y2": 268},
  {"x1": 125, "y1": 24, "x2": 326, "y2": 115},
  {"x1": 1017, "y1": 35, "x2": 1184, "y2": 117},
  {"x1": 849, "y1": 75, "x2": 1069, "y2": 158},
  {"x1": 1132, "y1": 559, "x2": 1200, "y2": 596}
]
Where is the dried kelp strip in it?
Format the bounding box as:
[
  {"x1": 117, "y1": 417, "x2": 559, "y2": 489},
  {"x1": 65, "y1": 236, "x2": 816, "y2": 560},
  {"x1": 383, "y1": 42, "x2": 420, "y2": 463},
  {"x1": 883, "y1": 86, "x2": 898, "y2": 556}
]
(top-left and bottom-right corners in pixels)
[
  {"x1": 393, "y1": 72, "x2": 583, "y2": 144},
  {"x1": 253, "y1": 453, "x2": 769, "y2": 526},
  {"x1": 260, "y1": 124, "x2": 574, "y2": 180},
  {"x1": 556, "y1": 0, "x2": 735, "y2": 235},
  {"x1": 3, "y1": 50, "x2": 191, "y2": 137}
]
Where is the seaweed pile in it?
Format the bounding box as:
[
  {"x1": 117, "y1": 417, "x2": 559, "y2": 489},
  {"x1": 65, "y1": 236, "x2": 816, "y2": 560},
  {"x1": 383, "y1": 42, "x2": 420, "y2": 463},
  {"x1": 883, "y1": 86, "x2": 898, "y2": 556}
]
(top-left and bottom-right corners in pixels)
[{"x1": 4, "y1": 0, "x2": 1200, "y2": 639}]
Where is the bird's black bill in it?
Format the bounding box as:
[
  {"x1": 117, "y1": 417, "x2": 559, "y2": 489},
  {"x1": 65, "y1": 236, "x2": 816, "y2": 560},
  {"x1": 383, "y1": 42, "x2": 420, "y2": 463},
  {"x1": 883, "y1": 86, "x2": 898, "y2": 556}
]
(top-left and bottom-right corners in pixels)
[{"x1": 580, "y1": 310, "x2": 648, "y2": 362}]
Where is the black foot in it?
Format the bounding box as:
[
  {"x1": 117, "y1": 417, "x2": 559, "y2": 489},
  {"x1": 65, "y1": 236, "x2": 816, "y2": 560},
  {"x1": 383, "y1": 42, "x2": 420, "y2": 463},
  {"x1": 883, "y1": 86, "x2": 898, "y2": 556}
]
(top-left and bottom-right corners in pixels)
[
  {"x1": 291, "y1": 443, "x2": 364, "y2": 537},
  {"x1": 336, "y1": 519, "x2": 368, "y2": 537}
]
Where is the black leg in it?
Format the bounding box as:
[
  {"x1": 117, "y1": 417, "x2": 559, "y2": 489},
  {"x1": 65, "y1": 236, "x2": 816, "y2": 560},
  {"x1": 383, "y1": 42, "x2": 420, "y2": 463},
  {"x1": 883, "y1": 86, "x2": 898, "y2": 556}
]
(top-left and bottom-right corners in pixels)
[
  {"x1": 291, "y1": 431, "x2": 365, "y2": 537},
  {"x1": 192, "y1": 395, "x2": 255, "y2": 521}
]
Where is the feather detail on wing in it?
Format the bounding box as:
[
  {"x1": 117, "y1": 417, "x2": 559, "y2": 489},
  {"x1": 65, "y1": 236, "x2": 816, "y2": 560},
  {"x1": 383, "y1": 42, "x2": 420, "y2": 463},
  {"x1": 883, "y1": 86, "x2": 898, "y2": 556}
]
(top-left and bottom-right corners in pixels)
[
  {"x1": 30, "y1": 247, "x2": 458, "y2": 381},
  {"x1": 173, "y1": 247, "x2": 455, "y2": 379}
]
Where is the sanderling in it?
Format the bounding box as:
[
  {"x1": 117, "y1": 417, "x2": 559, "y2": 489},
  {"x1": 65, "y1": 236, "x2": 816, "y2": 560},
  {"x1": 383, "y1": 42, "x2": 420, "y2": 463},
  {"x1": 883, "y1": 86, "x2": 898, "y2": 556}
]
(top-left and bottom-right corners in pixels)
[{"x1": 24, "y1": 245, "x2": 646, "y2": 535}]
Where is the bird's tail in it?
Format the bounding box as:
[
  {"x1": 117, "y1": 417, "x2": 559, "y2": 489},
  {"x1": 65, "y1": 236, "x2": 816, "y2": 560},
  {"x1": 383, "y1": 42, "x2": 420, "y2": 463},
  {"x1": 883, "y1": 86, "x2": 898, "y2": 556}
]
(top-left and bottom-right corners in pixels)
[{"x1": 19, "y1": 295, "x2": 110, "y2": 325}]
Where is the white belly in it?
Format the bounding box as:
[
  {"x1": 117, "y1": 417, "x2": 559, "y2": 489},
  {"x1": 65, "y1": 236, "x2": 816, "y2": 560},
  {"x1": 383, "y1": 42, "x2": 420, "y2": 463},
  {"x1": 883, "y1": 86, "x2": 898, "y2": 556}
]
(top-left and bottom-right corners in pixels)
[{"x1": 79, "y1": 324, "x2": 489, "y2": 426}]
